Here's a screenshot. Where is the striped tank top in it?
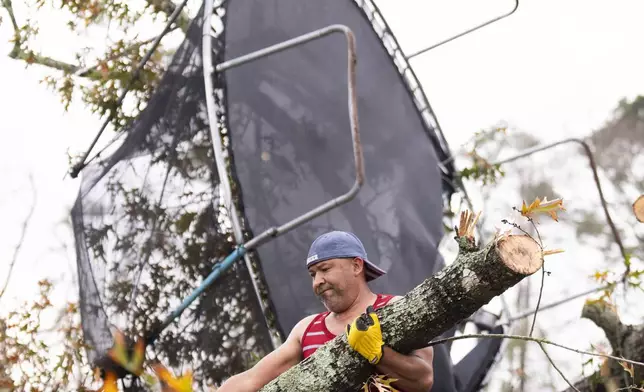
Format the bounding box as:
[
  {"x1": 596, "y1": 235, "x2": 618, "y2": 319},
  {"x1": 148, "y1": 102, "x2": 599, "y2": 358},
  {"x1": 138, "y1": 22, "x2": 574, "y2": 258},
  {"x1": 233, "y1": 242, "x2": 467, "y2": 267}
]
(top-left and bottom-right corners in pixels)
[{"x1": 301, "y1": 294, "x2": 395, "y2": 359}]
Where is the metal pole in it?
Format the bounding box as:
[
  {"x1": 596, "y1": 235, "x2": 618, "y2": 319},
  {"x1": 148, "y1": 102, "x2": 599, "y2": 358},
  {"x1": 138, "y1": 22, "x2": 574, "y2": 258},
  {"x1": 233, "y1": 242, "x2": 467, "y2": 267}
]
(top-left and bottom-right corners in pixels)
[
  {"x1": 503, "y1": 284, "x2": 613, "y2": 325},
  {"x1": 406, "y1": 0, "x2": 519, "y2": 60},
  {"x1": 202, "y1": 0, "x2": 282, "y2": 349}
]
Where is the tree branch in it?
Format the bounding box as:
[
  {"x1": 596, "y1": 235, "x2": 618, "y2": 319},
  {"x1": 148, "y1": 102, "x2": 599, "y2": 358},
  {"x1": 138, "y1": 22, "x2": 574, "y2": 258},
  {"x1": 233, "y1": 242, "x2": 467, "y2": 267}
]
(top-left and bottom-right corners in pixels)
[
  {"x1": 144, "y1": 0, "x2": 192, "y2": 33},
  {"x1": 256, "y1": 223, "x2": 545, "y2": 391},
  {"x1": 9, "y1": 48, "x2": 101, "y2": 77},
  {"x1": 73, "y1": 35, "x2": 165, "y2": 77},
  {"x1": 561, "y1": 302, "x2": 644, "y2": 392},
  {"x1": 0, "y1": 174, "x2": 37, "y2": 303},
  {"x1": 427, "y1": 333, "x2": 644, "y2": 369},
  {"x1": 539, "y1": 343, "x2": 581, "y2": 392},
  {"x1": 582, "y1": 301, "x2": 624, "y2": 353},
  {"x1": 1, "y1": 0, "x2": 19, "y2": 51},
  {"x1": 1, "y1": 0, "x2": 177, "y2": 79}
]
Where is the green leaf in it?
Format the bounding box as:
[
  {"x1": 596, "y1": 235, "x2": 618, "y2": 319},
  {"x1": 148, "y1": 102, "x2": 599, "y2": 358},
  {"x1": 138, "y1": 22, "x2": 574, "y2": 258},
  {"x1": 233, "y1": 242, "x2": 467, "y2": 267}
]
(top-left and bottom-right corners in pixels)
[
  {"x1": 175, "y1": 212, "x2": 197, "y2": 234},
  {"x1": 624, "y1": 252, "x2": 632, "y2": 269}
]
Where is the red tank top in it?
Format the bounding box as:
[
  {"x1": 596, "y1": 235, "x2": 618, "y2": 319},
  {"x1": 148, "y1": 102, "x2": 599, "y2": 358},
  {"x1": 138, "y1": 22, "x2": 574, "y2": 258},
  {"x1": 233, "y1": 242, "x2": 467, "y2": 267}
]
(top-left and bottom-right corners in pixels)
[{"x1": 301, "y1": 294, "x2": 395, "y2": 359}]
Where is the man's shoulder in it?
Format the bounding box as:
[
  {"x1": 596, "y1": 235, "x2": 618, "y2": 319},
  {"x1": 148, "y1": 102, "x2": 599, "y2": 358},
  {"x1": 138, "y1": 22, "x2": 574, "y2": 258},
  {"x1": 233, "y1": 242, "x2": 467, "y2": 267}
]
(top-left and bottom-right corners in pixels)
[
  {"x1": 289, "y1": 313, "x2": 323, "y2": 342},
  {"x1": 297, "y1": 313, "x2": 320, "y2": 328}
]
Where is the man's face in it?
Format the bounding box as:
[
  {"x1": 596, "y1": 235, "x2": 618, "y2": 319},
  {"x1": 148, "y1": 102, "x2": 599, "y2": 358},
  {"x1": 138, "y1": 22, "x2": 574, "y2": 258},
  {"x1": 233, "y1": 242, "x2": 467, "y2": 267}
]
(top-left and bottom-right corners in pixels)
[{"x1": 308, "y1": 258, "x2": 362, "y2": 313}]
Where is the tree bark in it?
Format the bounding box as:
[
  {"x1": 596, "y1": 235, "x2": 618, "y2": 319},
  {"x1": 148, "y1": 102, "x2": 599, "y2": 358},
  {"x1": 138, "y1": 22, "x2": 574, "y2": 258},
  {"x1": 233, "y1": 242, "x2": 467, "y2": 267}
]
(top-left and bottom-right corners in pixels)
[
  {"x1": 563, "y1": 302, "x2": 644, "y2": 392},
  {"x1": 259, "y1": 225, "x2": 543, "y2": 391}
]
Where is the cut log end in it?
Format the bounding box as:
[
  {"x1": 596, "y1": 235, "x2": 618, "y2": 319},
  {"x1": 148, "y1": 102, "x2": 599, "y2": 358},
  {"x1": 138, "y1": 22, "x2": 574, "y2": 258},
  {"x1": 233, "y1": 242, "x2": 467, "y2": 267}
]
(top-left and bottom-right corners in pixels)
[
  {"x1": 496, "y1": 235, "x2": 543, "y2": 275},
  {"x1": 634, "y1": 194, "x2": 644, "y2": 223}
]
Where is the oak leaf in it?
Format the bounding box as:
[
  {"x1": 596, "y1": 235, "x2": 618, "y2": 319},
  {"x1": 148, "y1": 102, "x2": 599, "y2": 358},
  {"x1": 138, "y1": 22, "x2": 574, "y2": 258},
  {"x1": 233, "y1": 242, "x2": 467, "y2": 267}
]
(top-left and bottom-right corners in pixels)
[{"x1": 520, "y1": 197, "x2": 566, "y2": 222}]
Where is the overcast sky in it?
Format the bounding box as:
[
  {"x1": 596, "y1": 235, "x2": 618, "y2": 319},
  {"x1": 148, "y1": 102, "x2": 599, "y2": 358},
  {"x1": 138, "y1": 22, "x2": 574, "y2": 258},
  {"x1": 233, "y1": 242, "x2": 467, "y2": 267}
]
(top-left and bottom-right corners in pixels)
[{"x1": 1, "y1": 0, "x2": 643, "y2": 389}]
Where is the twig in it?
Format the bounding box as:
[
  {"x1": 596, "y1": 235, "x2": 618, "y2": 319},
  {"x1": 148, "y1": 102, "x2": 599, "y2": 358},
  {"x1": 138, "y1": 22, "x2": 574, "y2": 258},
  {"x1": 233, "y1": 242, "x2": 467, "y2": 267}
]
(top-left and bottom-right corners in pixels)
[
  {"x1": 505, "y1": 284, "x2": 614, "y2": 324},
  {"x1": 528, "y1": 218, "x2": 546, "y2": 337},
  {"x1": 74, "y1": 34, "x2": 169, "y2": 77},
  {"x1": 144, "y1": 0, "x2": 192, "y2": 33},
  {"x1": 613, "y1": 386, "x2": 642, "y2": 392},
  {"x1": 501, "y1": 218, "x2": 531, "y2": 238},
  {"x1": 427, "y1": 333, "x2": 644, "y2": 368},
  {"x1": 538, "y1": 342, "x2": 580, "y2": 392},
  {"x1": 492, "y1": 138, "x2": 628, "y2": 281},
  {"x1": 0, "y1": 174, "x2": 37, "y2": 303},
  {"x1": 1, "y1": 0, "x2": 178, "y2": 80},
  {"x1": 530, "y1": 267, "x2": 546, "y2": 337}
]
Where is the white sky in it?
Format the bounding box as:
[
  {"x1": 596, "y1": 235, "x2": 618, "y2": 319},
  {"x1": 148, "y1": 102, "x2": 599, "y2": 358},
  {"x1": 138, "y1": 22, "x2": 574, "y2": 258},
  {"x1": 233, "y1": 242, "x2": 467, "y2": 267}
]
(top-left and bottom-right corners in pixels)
[{"x1": 1, "y1": 0, "x2": 643, "y2": 389}]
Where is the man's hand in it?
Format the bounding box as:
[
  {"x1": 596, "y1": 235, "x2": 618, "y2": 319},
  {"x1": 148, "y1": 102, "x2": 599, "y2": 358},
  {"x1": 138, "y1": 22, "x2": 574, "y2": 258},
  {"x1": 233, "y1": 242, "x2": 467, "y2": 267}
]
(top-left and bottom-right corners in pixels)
[
  {"x1": 376, "y1": 346, "x2": 434, "y2": 392},
  {"x1": 346, "y1": 306, "x2": 384, "y2": 364}
]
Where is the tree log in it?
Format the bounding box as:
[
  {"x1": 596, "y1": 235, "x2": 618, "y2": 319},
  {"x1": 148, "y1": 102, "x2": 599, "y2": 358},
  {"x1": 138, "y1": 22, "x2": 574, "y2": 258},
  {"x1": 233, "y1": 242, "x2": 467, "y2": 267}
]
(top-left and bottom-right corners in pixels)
[
  {"x1": 634, "y1": 194, "x2": 644, "y2": 223},
  {"x1": 563, "y1": 302, "x2": 644, "y2": 392},
  {"x1": 258, "y1": 230, "x2": 543, "y2": 391}
]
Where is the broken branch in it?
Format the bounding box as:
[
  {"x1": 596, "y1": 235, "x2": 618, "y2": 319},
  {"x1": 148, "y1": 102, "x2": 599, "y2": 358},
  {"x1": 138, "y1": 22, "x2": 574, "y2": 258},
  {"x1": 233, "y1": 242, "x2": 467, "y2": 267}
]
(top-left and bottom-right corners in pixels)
[{"x1": 257, "y1": 220, "x2": 544, "y2": 391}]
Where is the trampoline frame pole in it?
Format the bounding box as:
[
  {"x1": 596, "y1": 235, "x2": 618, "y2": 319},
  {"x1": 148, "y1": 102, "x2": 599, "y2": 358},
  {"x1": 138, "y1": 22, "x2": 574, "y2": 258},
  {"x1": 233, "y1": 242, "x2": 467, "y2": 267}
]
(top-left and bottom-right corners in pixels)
[{"x1": 405, "y1": 0, "x2": 519, "y2": 60}]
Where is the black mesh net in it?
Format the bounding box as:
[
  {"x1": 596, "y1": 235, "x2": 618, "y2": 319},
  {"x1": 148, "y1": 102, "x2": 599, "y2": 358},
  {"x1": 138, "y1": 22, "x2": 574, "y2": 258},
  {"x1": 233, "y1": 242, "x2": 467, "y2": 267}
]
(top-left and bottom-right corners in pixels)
[
  {"x1": 222, "y1": 0, "x2": 452, "y2": 334},
  {"x1": 71, "y1": 4, "x2": 274, "y2": 386},
  {"x1": 72, "y1": 0, "x2": 458, "y2": 389}
]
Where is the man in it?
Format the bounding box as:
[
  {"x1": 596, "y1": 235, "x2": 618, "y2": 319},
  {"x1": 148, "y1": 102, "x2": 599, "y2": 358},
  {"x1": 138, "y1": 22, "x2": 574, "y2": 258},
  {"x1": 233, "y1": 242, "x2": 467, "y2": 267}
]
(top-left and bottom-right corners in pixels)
[{"x1": 217, "y1": 231, "x2": 434, "y2": 392}]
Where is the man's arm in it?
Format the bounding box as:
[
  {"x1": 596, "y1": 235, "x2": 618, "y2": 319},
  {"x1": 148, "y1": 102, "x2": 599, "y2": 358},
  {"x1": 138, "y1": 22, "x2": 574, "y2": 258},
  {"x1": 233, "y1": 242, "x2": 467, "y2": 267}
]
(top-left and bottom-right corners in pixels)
[
  {"x1": 375, "y1": 295, "x2": 434, "y2": 392},
  {"x1": 216, "y1": 315, "x2": 313, "y2": 392},
  {"x1": 375, "y1": 346, "x2": 434, "y2": 392}
]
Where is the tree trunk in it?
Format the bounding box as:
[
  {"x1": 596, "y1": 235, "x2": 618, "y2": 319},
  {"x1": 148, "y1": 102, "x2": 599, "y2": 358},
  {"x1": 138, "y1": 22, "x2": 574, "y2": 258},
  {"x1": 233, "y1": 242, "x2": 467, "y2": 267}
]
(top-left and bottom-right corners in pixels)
[
  {"x1": 563, "y1": 302, "x2": 644, "y2": 392},
  {"x1": 259, "y1": 224, "x2": 544, "y2": 392}
]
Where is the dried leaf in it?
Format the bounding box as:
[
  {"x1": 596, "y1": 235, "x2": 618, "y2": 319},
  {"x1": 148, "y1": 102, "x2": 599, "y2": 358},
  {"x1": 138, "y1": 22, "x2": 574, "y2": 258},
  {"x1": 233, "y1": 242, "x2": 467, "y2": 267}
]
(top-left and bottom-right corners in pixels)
[
  {"x1": 520, "y1": 197, "x2": 566, "y2": 222},
  {"x1": 100, "y1": 372, "x2": 118, "y2": 392},
  {"x1": 590, "y1": 270, "x2": 609, "y2": 283},
  {"x1": 619, "y1": 360, "x2": 635, "y2": 379},
  {"x1": 364, "y1": 375, "x2": 400, "y2": 392},
  {"x1": 107, "y1": 330, "x2": 144, "y2": 376},
  {"x1": 152, "y1": 363, "x2": 193, "y2": 392}
]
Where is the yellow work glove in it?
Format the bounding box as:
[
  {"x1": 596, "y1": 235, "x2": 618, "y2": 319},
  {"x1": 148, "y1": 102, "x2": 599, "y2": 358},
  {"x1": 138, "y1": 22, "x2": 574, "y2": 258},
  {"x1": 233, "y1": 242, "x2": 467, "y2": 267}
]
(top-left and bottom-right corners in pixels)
[{"x1": 346, "y1": 306, "x2": 384, "y2": 364}]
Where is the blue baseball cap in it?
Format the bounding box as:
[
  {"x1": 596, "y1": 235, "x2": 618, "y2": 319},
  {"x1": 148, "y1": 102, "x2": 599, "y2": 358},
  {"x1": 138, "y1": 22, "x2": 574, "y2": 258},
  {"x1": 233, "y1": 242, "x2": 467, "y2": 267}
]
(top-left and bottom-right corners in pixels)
[{"x1": 306, "y1": 231, "x2": 386, "y2": 281}]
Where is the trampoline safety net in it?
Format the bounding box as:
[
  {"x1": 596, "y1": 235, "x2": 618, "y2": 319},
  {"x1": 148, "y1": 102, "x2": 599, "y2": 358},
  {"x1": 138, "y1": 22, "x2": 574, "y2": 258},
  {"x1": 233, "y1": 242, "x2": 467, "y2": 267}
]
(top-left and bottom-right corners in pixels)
[{"x1": 72, "y1": 0, "x2": 458, "y2": 389}]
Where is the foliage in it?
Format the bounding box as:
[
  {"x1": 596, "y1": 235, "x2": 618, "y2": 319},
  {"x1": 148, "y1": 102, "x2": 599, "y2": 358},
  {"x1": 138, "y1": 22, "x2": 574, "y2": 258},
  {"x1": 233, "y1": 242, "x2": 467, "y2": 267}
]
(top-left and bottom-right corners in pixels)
[
  {"x1": 519, "y1": 196, "x2": 566, "y2": 223},
  {"x1": 455, "y1": 126, "x2": 508, "y2": 185},
  {"x1": 0, "y1": 280, "x2": 93, "y2": 390},
  {"x1": 362, "y1": 375, "x2": 399, "y2": 391},
  {"x1": 2, "y1": 0, "x2": 275, "y2": 389},
  {"x1": 1, "y1": 0, "x2": 189, "y2": 135}
]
